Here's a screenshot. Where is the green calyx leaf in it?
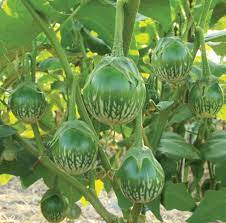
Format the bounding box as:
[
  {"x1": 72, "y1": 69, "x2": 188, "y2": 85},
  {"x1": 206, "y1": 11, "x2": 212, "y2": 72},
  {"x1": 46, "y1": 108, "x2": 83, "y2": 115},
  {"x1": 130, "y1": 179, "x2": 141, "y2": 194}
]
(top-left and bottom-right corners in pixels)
[
  {"x1": 91, "y1": 56, "x2": 144, "y2": 85},
  {"x1": 116, "y1": 145, "x2": 165, "y2": 203},
  {"x1": 50, "y1": 120, "x2": 98, "y2": 146}
]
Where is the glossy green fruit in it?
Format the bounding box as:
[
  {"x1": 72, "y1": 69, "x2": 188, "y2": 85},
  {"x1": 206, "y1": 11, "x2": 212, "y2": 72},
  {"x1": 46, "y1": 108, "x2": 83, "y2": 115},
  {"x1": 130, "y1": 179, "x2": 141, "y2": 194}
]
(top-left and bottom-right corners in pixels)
[
  {"x1": 66, "y1": 203, "x2": 81, "y2": 220},
  {"x1": 41, "y1": 190, "x2": 68, "y2": 223},
  {"x1": 116, "y1": 146, "x2": 165, "y2": 203},
  {"x1": 188, "y1": 79, "x2": 224, "y2": 118},
  {"x1": 152, "y1": 37, "x2": 192, "y2": 83},
  {"x1": 9, "y1": 81, "x2": 47, "y2": 123},
  {"x1": 83, "y1": 56, "x2": 146, "y2": 125},
  {"x1": 50, "y1": 120, "x2": 98, "y2": 175}
]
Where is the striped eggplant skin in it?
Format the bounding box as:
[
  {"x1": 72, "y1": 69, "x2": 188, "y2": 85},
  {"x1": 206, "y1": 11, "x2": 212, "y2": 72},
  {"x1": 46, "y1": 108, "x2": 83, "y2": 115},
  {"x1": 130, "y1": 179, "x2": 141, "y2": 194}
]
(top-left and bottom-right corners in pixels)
[
  {"x1": 9, "y1": 82, "x2": 47, "y2": 123},
  {"x1": 188, "y1": 80, "x2": 224, "y2": 118},
  {"x1": 152, "y1": 37, "x2": 193, "y2": 83},
  {"x1": 50, "y1": 120, "x2": 98, "y2": 176},
  {"x1": 83, "y1": 56, "x2": 146, "y2": 126},
  {"x1": 116, "y1": 146, "x2": 165, "y2": 204},
  {"x1": 41, "y1": 190, "x2": 68, "y2": 223}
]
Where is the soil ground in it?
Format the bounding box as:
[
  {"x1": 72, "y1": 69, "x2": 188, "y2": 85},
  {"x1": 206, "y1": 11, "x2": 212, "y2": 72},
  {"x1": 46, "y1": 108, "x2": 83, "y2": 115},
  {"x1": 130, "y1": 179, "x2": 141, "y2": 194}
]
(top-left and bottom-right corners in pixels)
[{"x1": 0, "y1": 177, "x2": 194, "y2": 223}]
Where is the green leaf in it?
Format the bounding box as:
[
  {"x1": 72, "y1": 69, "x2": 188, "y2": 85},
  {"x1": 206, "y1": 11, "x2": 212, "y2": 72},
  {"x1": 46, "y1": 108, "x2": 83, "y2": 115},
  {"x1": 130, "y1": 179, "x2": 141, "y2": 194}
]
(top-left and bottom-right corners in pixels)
[
  {"x1": 158, "y1": 132, "x2": 200, "y2": 160},
  {"x1": 208, "y1": 41, "x2": 226, "y2": 56},
  {"x1": 115, "y1": 189, "x2": 133, "y2": 210},
  {"x1": 205, "y1": 30, "x2": 226, "y2": 42},
  {"x1": 29, "y1": 0, "x2": 67, "y2": 22},
  {"x1": 200, "y1": 131, "x2": 226, "y2": 161},
  {"x1": 113, "y1": 177, "x2": 133, "y2": 210},
  {"x1": 163, "y1": 182, "x2": 196, "y2": 211},
  {"x1": 210, "y1": 61, "x2": 226, "y2": 77},
  {"x1": 77, "y1": 0, "x2": 115, "y2": 46},
  {"x1": 146, "y1": 196, "x2": 162, "y2": 221},
  {"x1": 0, "y1": 0, "x2": 40, "y2": 53},
  {"x1": 159, "y1": 155, "x2": 178, "y2": 181},
  {"x1": 192, "y1": 60, "x2": 226, "y2": 78},
  {"x1": 20, "y1": 164, "x2": 44, "y2": 188},
  {"x1": 0, "y1": 141, "x2": 38, "y2": 177},
  {"x1": 0, "y1": 124, "x2": 16, "y2": 138},
  {"x1": 157, "y1": 101, "x2": 174, "y2": 111},
  {"x1": 60, "y1": 20, "x2": 81, "y2": 53},
  {"x1": 168, "y1": 104, "x2": 193, "y2": 125},
  {"x1": 215, "y1": 160, "x2": 226, "y2": 187},
  {"x1": 39, "y1": 58, "x2": 63, "y2": 72},
  {"x1": 187, "y1": 189, "x2": 226, "y2": 223},
  {"x1": 210, "y1": 1, "x2": 226, "y2": 27},
  {"x1": 139, "y1": 0, "x2": 171, "y2": 32},
  {"x1": 0, "y1": 0, "x2": 41, "y2": 69},
  {"x1": 43, "y1": 168, "x2": 82, "y2": 202}
]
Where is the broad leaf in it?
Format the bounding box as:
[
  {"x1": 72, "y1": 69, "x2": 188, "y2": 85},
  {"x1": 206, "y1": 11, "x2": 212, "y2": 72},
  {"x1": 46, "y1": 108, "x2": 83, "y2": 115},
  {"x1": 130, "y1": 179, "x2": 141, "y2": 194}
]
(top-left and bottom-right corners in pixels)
[
  {"x1": 168, "y1": 104, "x2": 193, "y2": 125},
  {"x1": 205, "y1": 30, "x2": 226, "y2": 42},
  {"x1": 200, "y1": 131, "x2": 226, "y2": 161},
  {"x1": 0, "y1": 142, "x2": 38, "y2": 177},
  {"x1": 208, "y1": 41, "x2": 226, "y2": 56},
  {"x1": 0, "y1": 124, "x2": 16, "y2": 138},
  {"x1": 187, "y1": 189, "x2": 226, "y2": 223},
  {"x1": 158, "y1": 132, "x2": 200, "y2": 160},
  {"x1": 139, "y1": 0, "x2": 171, "y2": 33},
  {"x1": 0, "y1": 0, "x2": 40, "y2": 69},
  {"x1": 163, "y1": 182, "x2": 196, "y2": 211},
  {"x1": 77, "y1": 0, "x2": 115, "y2": 46},
  {"x1": 210, "y1": 1, "x2": 226, "y2": 27},
  {"x1": 146, "y1": 196, "x2": 162, "y2": 221},
  {"x1": 215, "y1": 160, "x2": 226, "y2": 187}
]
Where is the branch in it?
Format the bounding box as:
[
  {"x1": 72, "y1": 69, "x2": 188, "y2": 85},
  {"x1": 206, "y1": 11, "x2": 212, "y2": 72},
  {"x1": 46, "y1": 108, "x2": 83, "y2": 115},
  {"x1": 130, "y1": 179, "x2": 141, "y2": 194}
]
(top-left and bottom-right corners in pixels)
[
  {"x1": 123, "y1": 0, "x2": 140, "y2": 56},
  {"x1": 14, "y1": 134, "x2": 118, "y2": 223}
]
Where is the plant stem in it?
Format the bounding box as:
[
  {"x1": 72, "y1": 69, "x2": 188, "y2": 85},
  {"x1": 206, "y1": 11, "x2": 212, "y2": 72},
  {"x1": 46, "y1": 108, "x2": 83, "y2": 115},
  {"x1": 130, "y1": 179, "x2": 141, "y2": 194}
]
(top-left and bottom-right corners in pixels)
[
  {"x1": 196, "y1": 27, "x2": 211, "y2": 78},
  {"x1": 31, "y1": 41, "x2": 37, "y2": 82},
  {"x1": 31, "y1": 123, "x2": 45, "y2": 154},
  {"x1": 68, "y1": 76, "x2": 77, "y2": 121},
  {"x1": 134, "y1": 111, "x2": 144, "y2": 147},
  {"x1": 193, "y1": 0, "x2": 212, "y2": 59},
  {"x1": 123, "y1": 0, "x2": 140, "y2": 56},
  {"x1": 112, "y1": 0, "x2": 127, "y2": 57},
  {"x1": 131, "y1": 203, "x2": 142, "y2": 223},
  {"x1": 21, "y1": 0, "x2": 73, "y2": 84},
  {"x1": 207, "y1": 161, "x2": 215, "y2": 188},
  {"x1": 21, "y1": 1, "x2": 118, "y2": 221},
  {"x1": 14, "y1": 134, "x2": 118, "y2": 223},
  {"x1": 198, "y1": 0, "x2": 213, "y2": 30},
  {"x1": 182, "y1": 0, "x2": 195, "y2": 41}
]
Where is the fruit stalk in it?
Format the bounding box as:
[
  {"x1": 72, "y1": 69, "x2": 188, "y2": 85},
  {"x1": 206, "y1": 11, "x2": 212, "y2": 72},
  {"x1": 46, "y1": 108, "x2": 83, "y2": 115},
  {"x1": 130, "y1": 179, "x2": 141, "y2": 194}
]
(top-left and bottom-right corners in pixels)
[
  {"x1": 134, "y1": 111, "x2": 144, "y2": 147},
  {"x1": 21, "y1": 1, "x2": 118, "y2": 221},
  {"x1": 196, "y1": 27, "x2": 211, "y2": 78},
  {"x1": 68, "y1": 76, "x2": 77, "y2": 121},
  {"x1": 123, "y1": 0, "x2": 140, "y2": 56},
  {"x1": 198, "y1": 0, "x2": 213, "y2": 30},
  {"x1": 131, "y1": 203, "x2": 142, "y2": 223},
  {"x1": 31, "y1": 123, "x2": 45, "y2": 154},
  {"x1": 112, "y1": 0, "x2": 127, "y2": 56}
]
